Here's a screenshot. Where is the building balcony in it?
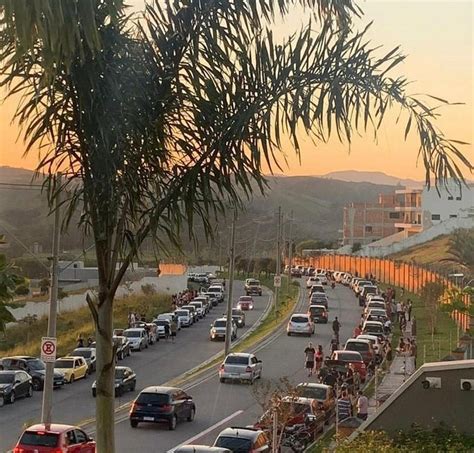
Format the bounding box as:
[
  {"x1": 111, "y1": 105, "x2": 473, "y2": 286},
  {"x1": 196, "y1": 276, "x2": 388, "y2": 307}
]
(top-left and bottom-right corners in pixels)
[
  {"x1": 394, "y1": 206, "x2": 422, "y2": 211},
  {"x1": 395, "y1": 222, "x2": 423, "y2": 231}
]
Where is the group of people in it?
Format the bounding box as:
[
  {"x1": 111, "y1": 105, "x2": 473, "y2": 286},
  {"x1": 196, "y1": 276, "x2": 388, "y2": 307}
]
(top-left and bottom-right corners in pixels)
[
  {"x1": 127, "y1": 311, "x2": 147, "y2": 328},
  {"x1": 76, "y1": 336, "x2": 94, "y2": 348},
  {"x1": 171, "y1": 289, "x2": 198, "y2": 309}
]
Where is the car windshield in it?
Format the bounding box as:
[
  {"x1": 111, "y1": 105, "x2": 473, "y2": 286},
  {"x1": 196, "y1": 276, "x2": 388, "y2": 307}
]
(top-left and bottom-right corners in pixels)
[
  {"x1": 365, "y1": 324, "x2": 383, "y2": 332},
  {"x1": 137, "y1": 393, "x2": 169, "y2": 405},
  {"x1": 55, "y1": 360, "x2": 74, "y2": 368},
  {"x1": 26, "y1": 359, "x2": 45, "y2": 371},
  {"x1": 124, "y1": 331, "x2": 141, "y2": 338},
  {"x1": 346, "y1": 342, "x2": 368, "y2": 351},
  {"x1": 0, "y1": 373, "x2": 14, "y2": 383},
  {"x1": 225, "y1": 356, "x2": 249, "y2": 365},
  {"x1": 73, "y1": 350, "x2": 92, "y2": 358},
  {"x1": 291, "y1": 316, "x2": 309, "y2": 323},
  {"x1": 115, "y1": 369, "x2": 126, "y2": 379},
  {"x1": 298, "y1": 386, "x2": 327, "y2": 400},
  {"x1": 309, "y1": 307, "x2": 324, "y2": 314},
  {"x1": 239, "y1": 297, "x2": 252, "y2": 301},
  {"x1": 215, "y1": 436, "x2": 252, "y2": 451},
  {"x1": 175, "y1": 311, "x2": 188, "y2": 317},
  {"x1": 214, "y1": 320, "x2": 226, "y2": 328},
  {"x1": 19, "y1": 432, "x2": 59, "y2": 447}
]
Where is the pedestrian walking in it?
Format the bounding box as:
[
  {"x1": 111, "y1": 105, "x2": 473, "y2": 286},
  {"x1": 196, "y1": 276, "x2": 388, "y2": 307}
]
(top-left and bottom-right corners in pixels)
[
  {"x1": 170, "y1": 319, "x2": 177, "y2": 342},
  {"x1": 304, "y1": 342, "x2": 316, "y2": 377},
  {"x1": 353, "y1": 324, "x2": 362, "y2": 338},
  {"x1": 396, "y1": 301, "x2": 402, "y2": 323},
  {"x1": 332, "y1": 317, "x2": 341, "y2": 342},
  {"x1": 337, "y1": 391, "x2": 352, "y2": 422},
  {"x1": 164, "y1": 321, "x2": 170, "y2": 341},
  {"x1": 315, "y1": 345, "x2": 324, "y2": 373},
  {"x1": 407, "y1": 300, "x2": 413, "y2": 321},
  {"x1": 356, "y1": 391, "x2": 368, "y2": 420}
]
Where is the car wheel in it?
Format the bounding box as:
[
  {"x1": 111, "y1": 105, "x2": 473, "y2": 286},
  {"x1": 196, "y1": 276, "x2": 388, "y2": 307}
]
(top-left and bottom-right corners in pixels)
[
  {"x1": 27, "y1": 384, "x2": 33, "y2": 398},
  {"x1": 130, "y1": 420, "x2": 138, "y2": 428},
  {"x1": 169, "y1": 414, "x2": 177, "y2": 431},
  {"x1": 145, "y1": 342, "x2": 148, "y2": 349},
  {"x1": 249, "y1": 374, "x2": 254, "y2": 385},
  {"x1": 219, "y1": 377, "x2": 225, "y2": 383},
  {"x1": 9, "y1": 391, "x2": 15, "y2": 404},
  {"x1": 258, "y1": 369, "x2": 262, "y2": 379},
  {"x1": 118, "y1": 351, "x2": 124, "y2": 360},
  {"x1": 139, "y1": 344, "x2": 142, "y2": 351},
  {"x1": 84, "y1": 370, "x2": 88, "y2": 379},
  {"x1": 287, "y1": 332, "x2": 291, "y2": 336},
  {"x1": 70, "y1": 374, "x2": 75, "y2": 384},
  {"x1": 131, "y1": 381, "x2": 136, "y2": 391},
  {"x1": 92, "y1": 388, "x2": 97, "y2": 398},
  {"x1": 187, "y1": 407, "x2": 195, "y2": 422},
  {"x1": 32, "y1": 378, "x2": 42, "y2": 391},
  {"x1": 115, "y1": 387, "x2": 122, "y2": 397},
  {"x1": 0, "y1": 396, "x2": 4, "y2": 407}
]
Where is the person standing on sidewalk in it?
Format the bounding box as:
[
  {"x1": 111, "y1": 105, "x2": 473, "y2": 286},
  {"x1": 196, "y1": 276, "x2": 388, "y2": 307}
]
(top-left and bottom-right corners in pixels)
[
  {"x1": 356, "y1": 391, "x2": 368, "y2": 420},
  {"x1": 337, "y1": 391, "x2": 352, "y2": 422},
  {"x1": 407, "y1": 299, "x2": 413, "y2": 321},
  {"x1": 315, "y1": 345, "x2": 324, "y2": 374},
  {"x1": 396, "y1": 301, "x2": 402, "y2": 322},
  {"x1": 304, "y1": 342, "x2": 316, "y2": 377}
]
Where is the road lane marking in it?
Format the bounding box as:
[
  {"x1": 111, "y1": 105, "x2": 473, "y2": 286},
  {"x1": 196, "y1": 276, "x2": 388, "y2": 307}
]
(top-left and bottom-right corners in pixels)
[{"x1": 167, "y1": 410, "x2": 244, "y2": 453}]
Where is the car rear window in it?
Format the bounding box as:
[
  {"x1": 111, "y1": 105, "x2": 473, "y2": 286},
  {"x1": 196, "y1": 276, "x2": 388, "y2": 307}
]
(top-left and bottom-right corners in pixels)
[
  {"x1": 346, "y1": 342, "x2": 369, "y2": 351},
  {"x1": 19, "y1": 432, "x2": 59, "y2": 447},
  {"x1": 298, "y1": 386, "x2": 327, "y2": 400},
  {"x1": 137, "y1": 392, "x2": 170, "y2": 405},
  {"x1": 309, "y1": 307, "x2": 324, "y2": 314},
  {"x1": 291, "y1": 316, "x2": 309, "y2": 323},
  {"x1": 225, "y1": 356, "x2": 249, "y2": 365},
  {"x1": 215, "y1": 436, "x2": 252, "y2": 451},
  {"x1": 337, "y1": 352, "x2": 362, "y2": 361}
]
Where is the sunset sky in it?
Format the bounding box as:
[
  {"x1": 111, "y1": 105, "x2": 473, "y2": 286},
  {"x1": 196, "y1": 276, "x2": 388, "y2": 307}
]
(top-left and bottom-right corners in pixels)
[{"x1": 0, "y1": 0, "x2": 472, "y2": 181}]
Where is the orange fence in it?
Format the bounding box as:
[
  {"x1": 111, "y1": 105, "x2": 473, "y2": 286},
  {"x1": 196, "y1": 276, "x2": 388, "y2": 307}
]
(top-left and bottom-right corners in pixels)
[{"x1": 293, "y1": 255, "x2": 471, "y2": 332}]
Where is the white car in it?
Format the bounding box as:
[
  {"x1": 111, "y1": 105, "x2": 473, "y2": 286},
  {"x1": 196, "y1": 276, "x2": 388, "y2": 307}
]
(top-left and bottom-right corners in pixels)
[
  {"x1": 306, "y1": 276, "x2": 321, "y2": 288},
  {"x1": 209, "y1": 318, "x2": 237, "y2": 341},
  {"x1": 287, "y1": 314, "x2": 314, "y2": 337},
  {"x1": 123, "y1": 328, "x2": 148, "y2": 351},
  {"x1": 152, "y1": 319, "x2": 171, "y2": 338},
  {"x1": 157, "y1": 312, "x2": 181, "y2": 330},
  {"x1": 219, "y1": 352, "x2": 262, "y2": 384},
  {"x1": 318, "y1": 275, "x2": 328, "y2": 285},
  {"x1": 174, "y1": 309, "x2": 192, "y2": 327},
  {"x1": 357, "y1": 334, "x2": 384, "y2": 356},
  {"x1": 207, "y1": 285, "x2": 225, "y2": 302}
]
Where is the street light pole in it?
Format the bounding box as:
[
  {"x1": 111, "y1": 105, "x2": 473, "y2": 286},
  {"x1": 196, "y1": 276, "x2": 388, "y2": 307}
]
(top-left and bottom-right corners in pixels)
[
  {"x1": 275, "y1": 206, "x2": 282, "y2": 315},
  {"x1": 224, "y1": 210, "x2": 237, "y2": 357},
  {"x1": 41, "y1": 173, "x2": 61, "y2": 428}
]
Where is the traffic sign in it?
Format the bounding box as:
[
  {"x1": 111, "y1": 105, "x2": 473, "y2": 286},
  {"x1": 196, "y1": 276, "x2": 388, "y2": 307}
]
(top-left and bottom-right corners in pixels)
[
  {"x1": 41, "y1": 337, "x2": 57, "y2": 363},
  {"x1": 274, "y1": 275, "x2": 282, "y2": 288}
]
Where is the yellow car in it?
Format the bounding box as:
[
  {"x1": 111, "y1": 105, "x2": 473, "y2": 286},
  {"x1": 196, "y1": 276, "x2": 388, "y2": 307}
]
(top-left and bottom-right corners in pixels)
[{"x1": 54, "y1": 356, "x2": 88, "y2": 383}]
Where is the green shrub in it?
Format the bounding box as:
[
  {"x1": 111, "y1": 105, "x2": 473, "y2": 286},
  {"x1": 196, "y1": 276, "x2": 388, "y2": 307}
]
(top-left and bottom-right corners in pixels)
[{"x1": 14, "y1": 284, "x2": 30, "y2": 296}]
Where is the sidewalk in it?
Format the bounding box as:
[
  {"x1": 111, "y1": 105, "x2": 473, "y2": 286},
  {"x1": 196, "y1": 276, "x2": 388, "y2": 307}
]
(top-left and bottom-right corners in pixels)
[{"x1": 367, "y1": 320, "x2": 415, "y2": 415}]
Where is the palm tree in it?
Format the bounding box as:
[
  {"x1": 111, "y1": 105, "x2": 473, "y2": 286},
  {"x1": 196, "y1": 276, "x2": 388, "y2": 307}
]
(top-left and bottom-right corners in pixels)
[{"x1": 1, "y1": 1, "x2": 471, "y2": 451}]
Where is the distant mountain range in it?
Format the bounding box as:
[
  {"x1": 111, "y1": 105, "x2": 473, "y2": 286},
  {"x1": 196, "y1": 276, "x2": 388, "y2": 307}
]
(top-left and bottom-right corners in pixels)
[
  {"x1": 0, "y1": 166, "x2": 397, "y2": 257},
  {"x1": 320, "y1": 170, "x2": 423, "y2": 187}
]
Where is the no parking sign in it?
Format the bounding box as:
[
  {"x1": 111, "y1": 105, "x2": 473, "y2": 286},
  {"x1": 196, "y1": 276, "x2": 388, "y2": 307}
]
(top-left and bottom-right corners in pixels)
[{"x1": 41, "y1": 337, "x2": 57, "y2": 363}]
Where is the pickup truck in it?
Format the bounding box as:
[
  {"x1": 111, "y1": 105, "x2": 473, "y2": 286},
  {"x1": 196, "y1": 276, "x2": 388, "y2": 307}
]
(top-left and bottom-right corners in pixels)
[{"x1": 244, "y1": 279, "x2": 262, "y2": 296}]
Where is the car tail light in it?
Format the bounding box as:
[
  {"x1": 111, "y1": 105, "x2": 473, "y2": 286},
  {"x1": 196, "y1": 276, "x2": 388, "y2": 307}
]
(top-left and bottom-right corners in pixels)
[
  {"x1": 161, "y1": 404, "x2": 172, "y2": 411},
  {"x1": 246, "y1": 366, "x2": 252, "y2": 373},
  {"x1": 219, "y1": 364, "x2": 225, "y2": 371},
  {"x1": 13, "y1": 448, "x2": 24, "y2": 453},
  {"x1": 130, "y1": 402, "x2": 138, "y2": 413}
]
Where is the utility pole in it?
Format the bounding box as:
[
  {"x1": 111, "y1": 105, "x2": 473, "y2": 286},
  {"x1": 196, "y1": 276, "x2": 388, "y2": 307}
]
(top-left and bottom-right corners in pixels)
[
  {"x1": 275, "y1": 206, "x2": 282, "y2": 315},
  {"x1": 287, "y1": 210, "x2": 293, "y2": 291},
  {"x1": 41, "y1": 173, "x2": 61, "y2": 428},
  {"x1": 224, "y1": 210, "x2": 237, "y2": 357}
]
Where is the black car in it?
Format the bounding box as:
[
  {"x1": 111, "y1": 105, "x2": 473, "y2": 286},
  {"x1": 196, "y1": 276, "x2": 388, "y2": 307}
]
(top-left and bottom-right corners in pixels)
[
  {"x1": 130, "y1": 386, "x2": 195, "y2": 430},
  {"x1": 1, "y1": 356, "x2": 65, "y2": 391},
  {"x1": 0, "y1": 370, "x2": 33, "y2": 405},
  {"x1": 92, "y1": 366, "x2": 136, "y2": 397},
  {"x1": 230, "y1": 308, "x2": 246, "y2": 328},
  {"x1": 113, "y1": 336, "x2": 132, "y2": 360}
]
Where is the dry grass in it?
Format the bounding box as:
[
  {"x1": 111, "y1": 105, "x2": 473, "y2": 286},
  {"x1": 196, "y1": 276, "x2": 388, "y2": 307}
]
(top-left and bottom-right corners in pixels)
[{"x1": 0, "y1": 293, "x2": 171, "y2": 357}]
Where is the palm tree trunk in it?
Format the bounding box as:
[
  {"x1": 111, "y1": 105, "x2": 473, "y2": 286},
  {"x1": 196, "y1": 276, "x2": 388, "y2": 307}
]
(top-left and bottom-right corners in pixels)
[{"x1": 95, "y1": 290, "x2": 115, "y2": 453}]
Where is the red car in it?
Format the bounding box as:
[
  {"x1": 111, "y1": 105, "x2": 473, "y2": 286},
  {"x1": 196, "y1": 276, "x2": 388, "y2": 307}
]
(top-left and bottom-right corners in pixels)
[
  {"x1": 331, "y1": 350, "x2": 367, "y2": 382},
  {"x1": 237, "y1": 296, "x2": 254, "y2": 310},
  {"x1": 14, "y1": 424, "x2": 95, "y2": 453}
]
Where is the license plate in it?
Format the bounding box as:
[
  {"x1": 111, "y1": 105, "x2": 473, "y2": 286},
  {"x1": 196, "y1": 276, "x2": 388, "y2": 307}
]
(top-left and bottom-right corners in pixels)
[{"x1": 143, "y1": 417, "x2": 154, "y2": 421}]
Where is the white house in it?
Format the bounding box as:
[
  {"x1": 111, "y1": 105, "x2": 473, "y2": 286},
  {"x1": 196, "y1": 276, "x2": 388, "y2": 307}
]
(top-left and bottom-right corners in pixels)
[{"x1": 422, "y1": 180, "x2": 474, "y2": 227}]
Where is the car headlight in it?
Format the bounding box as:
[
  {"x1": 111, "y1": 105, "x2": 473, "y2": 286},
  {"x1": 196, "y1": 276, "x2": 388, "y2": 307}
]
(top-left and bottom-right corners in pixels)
[
  {"x1": 211, "y1": 328, "x2": 216, "y2": 334},
  {"x1": 115, "y1": 383, "x2": 120, "y2": 388}
]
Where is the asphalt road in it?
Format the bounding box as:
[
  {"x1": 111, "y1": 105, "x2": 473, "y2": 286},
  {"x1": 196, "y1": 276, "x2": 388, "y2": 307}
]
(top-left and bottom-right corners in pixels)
[
  {"x1": 0, "y1": 280, "x2": 269, "y2": 451},
  {"x1": 112, "y1": 283, "x2": 362, "y2": 452}
]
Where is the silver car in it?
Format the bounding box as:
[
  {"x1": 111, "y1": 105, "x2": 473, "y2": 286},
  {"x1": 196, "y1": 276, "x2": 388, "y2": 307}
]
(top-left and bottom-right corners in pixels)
[
  {"x1": 123, "y1": 328, "x2": 148, "y2": 351},
  {"x1": 287, "y1": 314, "x2": 314, "y2": 336},
  {"x1": 219, "y1": 353, "x2": 262, "y2": 384}
]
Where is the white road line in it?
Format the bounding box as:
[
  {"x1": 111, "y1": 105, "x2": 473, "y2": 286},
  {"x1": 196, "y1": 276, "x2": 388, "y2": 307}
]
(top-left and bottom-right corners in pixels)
[{"x1": 167, "y1": 410, "x2": 244, "y2": 453}]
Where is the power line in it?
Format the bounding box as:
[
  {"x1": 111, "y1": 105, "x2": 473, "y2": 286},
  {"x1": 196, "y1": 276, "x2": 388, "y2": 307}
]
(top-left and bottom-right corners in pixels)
[{"x1": 0, "y1": 182, "x2": 43, "y2": 187}]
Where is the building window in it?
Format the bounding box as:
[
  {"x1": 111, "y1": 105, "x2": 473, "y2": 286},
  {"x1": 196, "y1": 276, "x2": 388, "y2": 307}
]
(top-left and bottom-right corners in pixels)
[
  {"x1": 450, "y1": 214, "x2": 457, "y2": 218},
  {"x1": 365, "y1": 226, "x2": 373, "y2": 233},
  {"x1": 431, "y1": 214, "x2": 441, "y2": 220},
  {"x1": 456, "y1": 196, "x2": 462, "y2": 200},
  {"x1": 448, "y1": 196, "x2": 453, "y2": 200},
  {"x1": 389, "y1": 212, "x2": 400, "y2": 219}
]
